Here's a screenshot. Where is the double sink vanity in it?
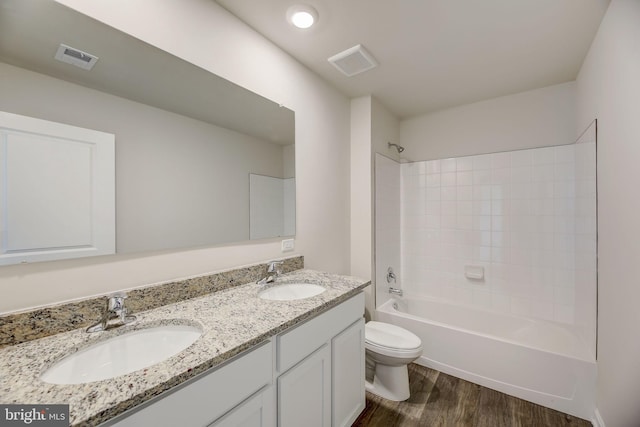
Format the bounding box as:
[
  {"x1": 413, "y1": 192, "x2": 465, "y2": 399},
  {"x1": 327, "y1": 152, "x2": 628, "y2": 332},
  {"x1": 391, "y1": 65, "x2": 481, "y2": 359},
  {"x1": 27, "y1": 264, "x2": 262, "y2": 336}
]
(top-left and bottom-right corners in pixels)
[{"x1": 0, "y1": 260, "x2": 369, "y2": 427}]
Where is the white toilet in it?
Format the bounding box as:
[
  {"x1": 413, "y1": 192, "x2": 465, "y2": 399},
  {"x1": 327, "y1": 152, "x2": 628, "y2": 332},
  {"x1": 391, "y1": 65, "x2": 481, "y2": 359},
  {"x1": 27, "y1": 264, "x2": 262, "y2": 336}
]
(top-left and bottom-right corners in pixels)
[{"x1": 364, "y1": 321, "x2": 423, "y2": 401}]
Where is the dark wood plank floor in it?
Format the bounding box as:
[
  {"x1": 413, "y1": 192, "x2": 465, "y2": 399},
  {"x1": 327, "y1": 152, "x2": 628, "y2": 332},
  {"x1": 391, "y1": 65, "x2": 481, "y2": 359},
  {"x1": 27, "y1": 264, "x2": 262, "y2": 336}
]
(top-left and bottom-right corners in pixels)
[{"x1": 352, "y1": 364, "x2": 591, "y2": 427}]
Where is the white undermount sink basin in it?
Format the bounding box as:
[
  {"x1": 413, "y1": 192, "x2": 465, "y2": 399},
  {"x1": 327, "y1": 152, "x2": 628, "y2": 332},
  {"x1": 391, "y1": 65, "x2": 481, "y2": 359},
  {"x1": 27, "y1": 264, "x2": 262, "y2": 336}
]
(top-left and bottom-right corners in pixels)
[
  {"x1": 40, "y1": 324, "x2": 201, "y2": 384},
  {"x1": 259, "y1": 283, "x2": 326, "y2": 301}
]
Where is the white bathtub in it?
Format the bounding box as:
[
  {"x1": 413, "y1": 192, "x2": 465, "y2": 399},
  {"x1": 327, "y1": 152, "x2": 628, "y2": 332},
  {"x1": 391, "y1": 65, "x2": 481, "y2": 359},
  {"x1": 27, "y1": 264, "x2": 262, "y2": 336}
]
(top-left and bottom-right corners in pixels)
[{"x1": 375, "y1": 296, "x2": 596, "y2": 421}]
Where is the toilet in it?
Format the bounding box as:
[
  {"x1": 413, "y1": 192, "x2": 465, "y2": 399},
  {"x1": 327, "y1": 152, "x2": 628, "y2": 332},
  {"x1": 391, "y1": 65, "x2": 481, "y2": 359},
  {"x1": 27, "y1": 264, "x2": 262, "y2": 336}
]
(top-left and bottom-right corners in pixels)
[{"x1": 364, "y1": 321, "x2": 423, "y2": 401}]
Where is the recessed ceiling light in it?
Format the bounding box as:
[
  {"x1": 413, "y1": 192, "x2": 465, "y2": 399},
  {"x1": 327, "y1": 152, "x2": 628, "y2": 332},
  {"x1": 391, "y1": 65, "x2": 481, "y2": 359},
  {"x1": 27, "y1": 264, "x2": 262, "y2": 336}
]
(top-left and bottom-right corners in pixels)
[{"x1": 287, "y1": 5, "x2": 318, "y2": 29}]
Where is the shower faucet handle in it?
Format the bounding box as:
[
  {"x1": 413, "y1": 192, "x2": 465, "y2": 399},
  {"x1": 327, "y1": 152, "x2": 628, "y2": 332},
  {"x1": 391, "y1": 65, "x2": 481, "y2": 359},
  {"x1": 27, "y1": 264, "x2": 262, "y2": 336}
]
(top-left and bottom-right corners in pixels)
[{"x1": 386, "y1": 267, "x2": 397, "y2": 283}]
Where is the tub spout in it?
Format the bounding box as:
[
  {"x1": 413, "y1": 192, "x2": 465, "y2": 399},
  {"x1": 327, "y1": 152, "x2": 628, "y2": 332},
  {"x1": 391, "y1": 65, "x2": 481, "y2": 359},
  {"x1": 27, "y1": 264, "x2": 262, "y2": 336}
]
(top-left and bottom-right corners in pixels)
[{"x1": 388, "y1": 287, "x2": 403, "y2": 297}]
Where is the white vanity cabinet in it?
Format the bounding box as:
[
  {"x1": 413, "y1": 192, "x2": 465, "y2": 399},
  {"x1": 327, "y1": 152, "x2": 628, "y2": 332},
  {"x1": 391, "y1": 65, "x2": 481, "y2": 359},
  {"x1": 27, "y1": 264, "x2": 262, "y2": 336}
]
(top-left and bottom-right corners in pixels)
[
  {"x1": 104, "y1": 292, "x2": 364, "y2": 427},
  {"x1": 275, "y1": 292, "x2": 365, "y2": 427}
]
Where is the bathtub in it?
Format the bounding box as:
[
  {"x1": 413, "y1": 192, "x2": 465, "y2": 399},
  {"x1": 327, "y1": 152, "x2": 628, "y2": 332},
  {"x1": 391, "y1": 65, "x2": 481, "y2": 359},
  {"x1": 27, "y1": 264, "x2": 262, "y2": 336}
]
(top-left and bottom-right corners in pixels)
[{"x1": 375, "y1": 296, "x2": 596, "y2": 420}]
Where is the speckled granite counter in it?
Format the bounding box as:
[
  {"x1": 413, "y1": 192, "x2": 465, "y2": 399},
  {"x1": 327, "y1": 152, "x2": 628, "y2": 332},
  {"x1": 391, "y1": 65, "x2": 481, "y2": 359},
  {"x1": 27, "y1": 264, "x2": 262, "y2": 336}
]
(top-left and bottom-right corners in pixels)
[{"x1": 0, "y1": 269, "x2": 369, "y2": 426}]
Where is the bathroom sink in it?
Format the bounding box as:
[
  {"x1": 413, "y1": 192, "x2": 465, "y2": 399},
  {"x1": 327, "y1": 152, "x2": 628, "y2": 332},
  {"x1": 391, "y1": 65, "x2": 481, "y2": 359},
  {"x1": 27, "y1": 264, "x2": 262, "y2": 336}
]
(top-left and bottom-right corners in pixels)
[
  {"x1": 40, "y1": 324, "x2": 201, "y2": 384},
  {"x1": 259, "y1": 283, "x2": 326, "y2": 301}
]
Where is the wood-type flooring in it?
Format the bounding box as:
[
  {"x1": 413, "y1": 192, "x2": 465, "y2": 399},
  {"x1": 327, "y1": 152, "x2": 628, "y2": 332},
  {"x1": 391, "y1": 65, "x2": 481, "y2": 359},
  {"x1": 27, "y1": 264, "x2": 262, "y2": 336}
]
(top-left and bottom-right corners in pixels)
[{"x1": 352, "y1": 364, "x2": 591, "y2": 427}]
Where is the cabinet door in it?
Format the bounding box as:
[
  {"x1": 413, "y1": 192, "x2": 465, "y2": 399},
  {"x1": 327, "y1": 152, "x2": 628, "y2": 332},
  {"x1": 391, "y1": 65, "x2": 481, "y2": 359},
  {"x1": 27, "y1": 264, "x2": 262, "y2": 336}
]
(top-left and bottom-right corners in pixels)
[
  {"x1": 332, "y1": 318, "x2": 365, "y2": 427},
  {"x1": 210, "y1": 386, "x2": 275, "y2": 427},
  {"x1": 278, "y1": 344, "x2": 331, "y2": 427}
]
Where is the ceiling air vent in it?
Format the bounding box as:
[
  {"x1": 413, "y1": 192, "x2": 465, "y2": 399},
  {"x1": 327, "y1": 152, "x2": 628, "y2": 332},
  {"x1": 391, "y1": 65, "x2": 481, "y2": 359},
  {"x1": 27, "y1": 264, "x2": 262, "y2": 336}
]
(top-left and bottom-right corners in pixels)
[
  {"x1": 54, "y1": 44, "x2": 99, "y2": 70},
  {"x1": 328, "y1": 44, "x2": 378, "y2": 77}
]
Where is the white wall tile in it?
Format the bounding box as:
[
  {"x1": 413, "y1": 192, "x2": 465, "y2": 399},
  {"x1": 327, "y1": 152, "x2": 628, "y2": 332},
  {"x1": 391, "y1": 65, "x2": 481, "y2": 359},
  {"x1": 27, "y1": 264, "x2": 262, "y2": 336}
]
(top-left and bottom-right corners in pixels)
[
  {"x1": 473, "y1": 185, "x2": 492, "y2": 200},
  {"x1": 441, "y1": 201, "x2": 457, "y2": 216},
  {"x1": 425, "y1": 159, "x2": 441, "y2": 174},
  {"x1": 531, "y1": 182, "x2": 554, "y2": 199},
  {"x1": 554, "y1": 304, "x2": 574, "y2": 324},
  {"x1": 492, "y1": 215, "x2": 510, "y2": 232},
  {"x1": 441, "y1": 215, "x2": 457, "y2": 229},
  {"x1": 491, "y1": 168, "x2": 511, "y2": 185},
  {"x1": 426, "y1": 188, "x2": 441, "y2": 200},
  {"x1": 473, "y1": 170, "x2": 493, "y2": 185},
  {"x1": 456, "y1": 200, "x2": 473, "y2": 216},
  {"x1": 491, "y1": 152, "x2": 510, "y2": 169},
  {"x1": 473, "y1": 200, "x2": 492, "y2": 216},
  {"x1": 473, "y1": 154, "x2": 493, "y2": 170},
  {"x1": 441, "y1": 158, "x2": 456, "y2": 172},
  {"x1": 533, "y1": 147, "x2": 555, "y2": 165},
  {"x1": 511, "y1": 149, "x2": 534, "y2": 167},
  {"x1": 456, "y1": 156, "x2": 474, "y2": 171},
  {"x1": 473, "y1": 215, "x2": 491, "y2": 231},
  {"x1": 554, "y1": 162, "x2": 576, "y2": 181},
  {"x1": 457, "y1": 215, "x2": 473, "y2": 230},
  {"x1": 441, "y1": 186, "x2": 457, "y2": 200},
  {"x1": 393, "y1": 143, "x2": 596, "y2": 325},
  {"x1": 554, "y1": 145, "x2": 575, "y2": 163},
  {"x1": 511, "y1": 297, "x2": 532, "y2": 317},
  {"x1": 457, "y1": 186, "x2": 473, "y2": 200},
  {"x1": 533, "y1": 164, "x2": 555, "y2": 182},
  {"x1": 473, "y1": 231, "x2": 492, "y2": 246},
  {"x1": 456, "y1": 171, "x2": 473, "y2": 186},
  {"x1": 441, "y1": 172, "x2": 457, "y2": 186},
  {"x1": 511, "y1": 166, "x2": 533, "y2": 183},
  {"x1": 426, "y1": 173, "x2": 441, "y2": 187},
  {"x1": 491, "y1": 184, "x2": 510, "y2": 200},
  {"x1": 491, "y1": 199, "x2": 509, "y2": 215}
]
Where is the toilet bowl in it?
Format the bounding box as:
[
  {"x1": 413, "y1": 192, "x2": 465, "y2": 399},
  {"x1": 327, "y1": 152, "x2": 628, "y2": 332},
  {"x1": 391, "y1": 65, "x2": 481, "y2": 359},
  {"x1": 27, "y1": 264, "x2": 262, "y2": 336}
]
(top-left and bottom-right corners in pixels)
[{"x1": 365, "y1": 321, "x2": 423, "y2": 401}]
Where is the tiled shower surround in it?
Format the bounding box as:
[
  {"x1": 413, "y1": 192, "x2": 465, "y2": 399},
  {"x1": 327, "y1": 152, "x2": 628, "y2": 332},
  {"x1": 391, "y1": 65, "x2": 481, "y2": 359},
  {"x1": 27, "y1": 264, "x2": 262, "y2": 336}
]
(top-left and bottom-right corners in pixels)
[{"x1": 376, "y1": 127, "x2": 597, "y2": 354}]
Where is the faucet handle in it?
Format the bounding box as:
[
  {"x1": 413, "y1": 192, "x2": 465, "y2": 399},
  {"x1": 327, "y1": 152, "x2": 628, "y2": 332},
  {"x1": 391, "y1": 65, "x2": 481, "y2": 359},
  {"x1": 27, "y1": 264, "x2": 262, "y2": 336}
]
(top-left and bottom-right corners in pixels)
[
  {"x1": 267, "y1": 260, "x2": 284, "y2": 273},
  {"x1": 107, "y1": 292, "x2": 127, "y2": 310}
]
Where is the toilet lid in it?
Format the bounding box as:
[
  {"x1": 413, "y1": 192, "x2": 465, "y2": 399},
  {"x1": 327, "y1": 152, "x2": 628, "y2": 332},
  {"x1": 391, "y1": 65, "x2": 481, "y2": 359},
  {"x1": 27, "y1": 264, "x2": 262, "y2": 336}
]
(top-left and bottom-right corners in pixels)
[{"x1": 365, "y1": 321, "x2": 421, "y2": 350}]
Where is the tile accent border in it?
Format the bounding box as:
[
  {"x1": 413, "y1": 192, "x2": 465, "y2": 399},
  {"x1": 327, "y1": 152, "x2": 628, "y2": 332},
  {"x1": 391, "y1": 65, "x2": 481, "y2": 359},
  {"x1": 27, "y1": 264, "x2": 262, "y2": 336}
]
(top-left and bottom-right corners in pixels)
[{"x1": 0, "y1": 256, "x2": 303, "y2": 348}]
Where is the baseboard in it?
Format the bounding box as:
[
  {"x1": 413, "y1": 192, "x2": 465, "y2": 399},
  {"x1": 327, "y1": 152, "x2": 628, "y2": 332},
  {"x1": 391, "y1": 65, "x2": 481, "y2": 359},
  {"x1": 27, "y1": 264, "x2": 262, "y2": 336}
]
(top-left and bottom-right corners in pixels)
[{"x1": 591, "y1": 408, "x2": 605, "y2": 427}]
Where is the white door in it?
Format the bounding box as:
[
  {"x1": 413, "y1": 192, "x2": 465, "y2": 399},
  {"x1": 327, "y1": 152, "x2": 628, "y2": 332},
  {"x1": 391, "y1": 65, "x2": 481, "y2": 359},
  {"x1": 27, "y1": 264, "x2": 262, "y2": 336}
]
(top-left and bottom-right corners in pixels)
[{"x1": 0, "y1": 111, "x2": 115, "y2": 265}]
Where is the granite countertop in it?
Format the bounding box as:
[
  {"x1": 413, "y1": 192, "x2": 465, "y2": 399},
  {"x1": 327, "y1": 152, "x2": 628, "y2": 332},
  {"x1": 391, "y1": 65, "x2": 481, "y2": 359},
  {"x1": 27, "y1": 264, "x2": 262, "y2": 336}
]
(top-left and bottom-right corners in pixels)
[{"x1": 0, "y1": 269, "x2": 369, "y2": 426}]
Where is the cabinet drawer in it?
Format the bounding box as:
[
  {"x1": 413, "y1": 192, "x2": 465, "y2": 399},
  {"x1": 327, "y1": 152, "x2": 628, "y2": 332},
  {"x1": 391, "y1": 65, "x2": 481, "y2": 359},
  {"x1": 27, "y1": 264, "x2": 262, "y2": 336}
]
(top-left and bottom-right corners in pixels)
[
  {"x1": 277, "y1": 292, "x2": 364, "y2": 373},
  {"x1": 108, "y1": 340, "x2": 273, "y2": 427}
]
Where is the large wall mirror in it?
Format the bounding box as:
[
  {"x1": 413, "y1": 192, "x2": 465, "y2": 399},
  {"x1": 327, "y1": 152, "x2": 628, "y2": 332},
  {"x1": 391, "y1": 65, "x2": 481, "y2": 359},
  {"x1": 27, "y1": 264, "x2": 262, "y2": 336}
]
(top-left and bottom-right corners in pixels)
[{"x1": 0, "y1": 0, "x2": 295, "y2": 263}]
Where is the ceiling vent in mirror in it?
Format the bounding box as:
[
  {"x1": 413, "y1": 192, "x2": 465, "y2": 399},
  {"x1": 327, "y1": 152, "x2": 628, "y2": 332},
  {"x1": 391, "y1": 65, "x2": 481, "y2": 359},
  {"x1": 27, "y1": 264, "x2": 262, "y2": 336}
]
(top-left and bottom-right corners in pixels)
[
  {"x1": 54, "y1": 44, "x2": 98, "y2": 70},
  {"x1": 328, "y1": 44, "x2": 377, "y2": 77}
]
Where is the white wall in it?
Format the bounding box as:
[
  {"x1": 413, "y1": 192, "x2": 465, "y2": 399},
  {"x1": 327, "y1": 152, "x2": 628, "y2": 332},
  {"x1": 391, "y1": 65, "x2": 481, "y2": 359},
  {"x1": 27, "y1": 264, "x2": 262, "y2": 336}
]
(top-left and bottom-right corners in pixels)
[
  {"x1": 374, "y1": 154, "x2": 401, "y2": 309},
  {"x1": 371, "y1": 98, "x2": 401, "y2": 161},
  {"x1": 575, "y1": 1, "x2": 640, "y2": 425},
  {"x1": 350, "y1": 96, "x2": 373, "y2": 315},
  {"x1": 350, "y1": 96, "x2": 400, "y2": 318},
  {"x1": 0, "y1": 0, "x2": 351, "y2": 314},
  {"x1": 400, "y1": 82, "x2": 576, "y2": 161}
]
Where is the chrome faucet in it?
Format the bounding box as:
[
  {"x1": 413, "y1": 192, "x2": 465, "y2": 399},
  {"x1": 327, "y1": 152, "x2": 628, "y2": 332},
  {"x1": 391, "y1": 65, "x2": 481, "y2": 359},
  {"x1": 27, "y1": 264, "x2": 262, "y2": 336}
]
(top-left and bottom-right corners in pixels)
[
  {"x1": 388, "y1": 287, "x2": 404, "y2": 297},
  {"x1": 257, "y1": 261, "x2": 284, "y2": 285},
  {"x1": 86, "y1": 292, "x2": 137, "y2": 333}
]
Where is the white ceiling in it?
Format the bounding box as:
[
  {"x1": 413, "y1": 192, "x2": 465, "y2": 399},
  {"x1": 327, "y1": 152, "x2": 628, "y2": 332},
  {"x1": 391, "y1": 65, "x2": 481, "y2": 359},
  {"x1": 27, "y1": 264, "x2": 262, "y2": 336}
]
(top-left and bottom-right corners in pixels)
[{"x1": 216, "y1": 0, "x2": 610, "y2": 119}]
